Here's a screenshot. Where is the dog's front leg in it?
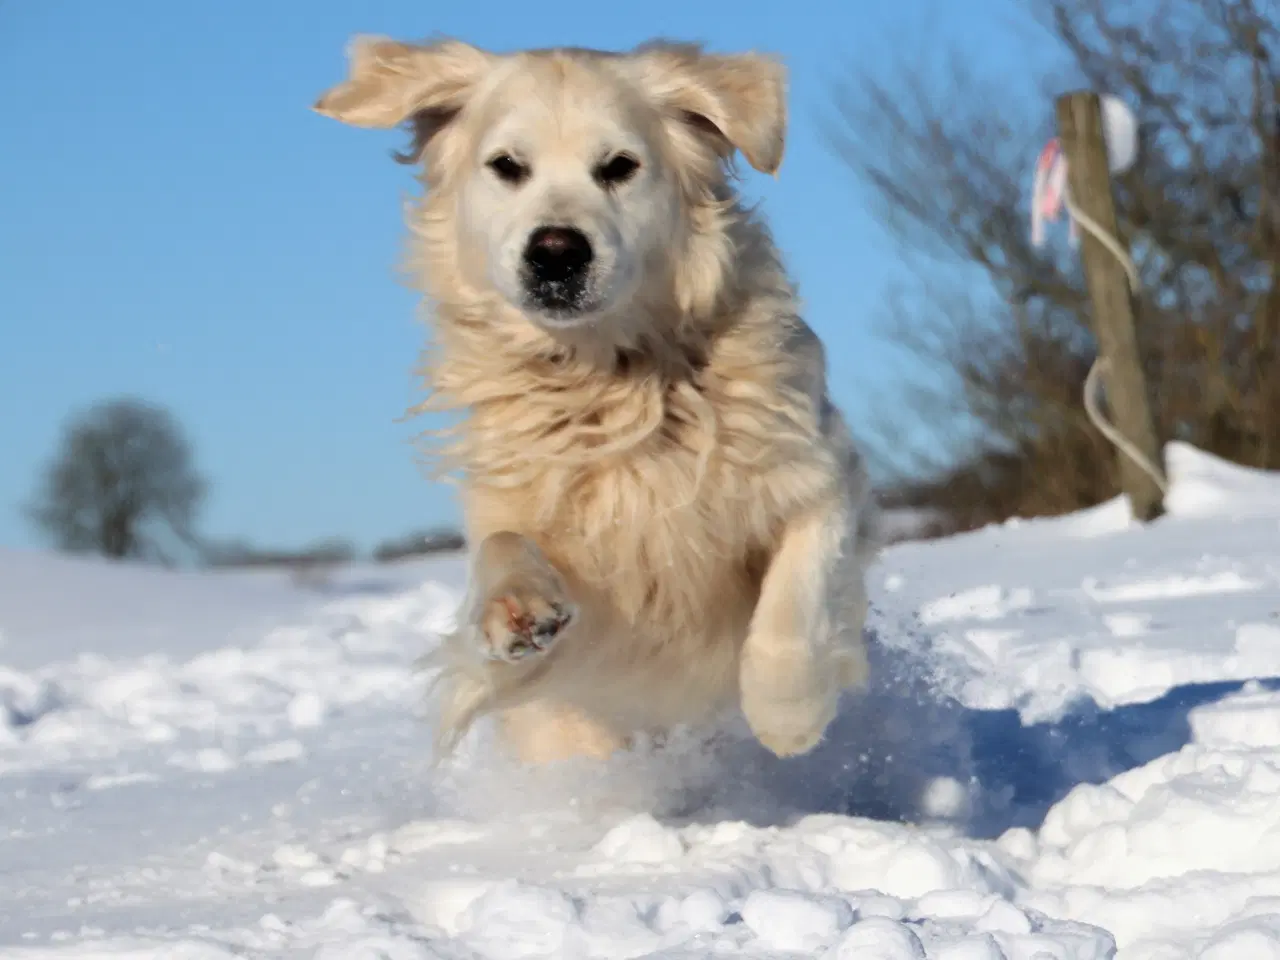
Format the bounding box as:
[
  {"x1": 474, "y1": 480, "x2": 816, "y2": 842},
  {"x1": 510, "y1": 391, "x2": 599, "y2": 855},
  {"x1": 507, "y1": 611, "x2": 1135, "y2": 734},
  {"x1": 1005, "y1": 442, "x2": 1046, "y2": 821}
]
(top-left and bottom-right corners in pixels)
[
  {"x1": 466, "y1": 532, "x2": 578, "y2": 663},
  {"x1": 739, "y1": 495, "x2": 869, "y2": 757},
  {"x1": 432, "y1": 532, "x2": 580, "y2": 756}
]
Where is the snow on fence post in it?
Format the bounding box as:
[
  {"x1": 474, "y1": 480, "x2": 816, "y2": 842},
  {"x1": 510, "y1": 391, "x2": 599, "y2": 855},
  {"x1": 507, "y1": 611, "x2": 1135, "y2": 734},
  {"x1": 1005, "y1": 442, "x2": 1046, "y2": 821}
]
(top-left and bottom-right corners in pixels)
[{"x1": 1055, "y1": 90, "x2": 1165, "y2": 522}]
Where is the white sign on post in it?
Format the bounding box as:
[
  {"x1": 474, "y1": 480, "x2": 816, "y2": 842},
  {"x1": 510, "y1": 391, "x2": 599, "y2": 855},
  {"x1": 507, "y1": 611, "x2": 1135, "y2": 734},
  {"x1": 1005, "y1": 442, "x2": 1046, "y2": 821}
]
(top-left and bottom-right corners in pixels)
[{"x1": 1031, "y1": 95, "x2": 1138, "y2": 248}]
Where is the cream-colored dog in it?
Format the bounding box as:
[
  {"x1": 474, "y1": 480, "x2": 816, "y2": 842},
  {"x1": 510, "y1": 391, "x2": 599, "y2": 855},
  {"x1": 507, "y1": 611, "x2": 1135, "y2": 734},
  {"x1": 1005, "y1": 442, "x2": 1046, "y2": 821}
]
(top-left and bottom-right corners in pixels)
[{"x1": 314, "y1": 36, "x2": 879, "y2": 765}]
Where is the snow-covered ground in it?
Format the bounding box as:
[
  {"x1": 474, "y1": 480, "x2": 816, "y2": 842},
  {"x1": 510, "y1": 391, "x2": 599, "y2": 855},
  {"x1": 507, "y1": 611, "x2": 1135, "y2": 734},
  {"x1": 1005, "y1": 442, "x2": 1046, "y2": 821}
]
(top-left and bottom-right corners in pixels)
[{"x1": 4, "y1": 442, "x2": 1280, "y2": 959}]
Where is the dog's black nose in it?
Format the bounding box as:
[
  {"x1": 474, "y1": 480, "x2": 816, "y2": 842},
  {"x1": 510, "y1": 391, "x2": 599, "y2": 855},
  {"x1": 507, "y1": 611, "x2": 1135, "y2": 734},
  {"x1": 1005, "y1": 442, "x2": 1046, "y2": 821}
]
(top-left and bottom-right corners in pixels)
[{"x1": 524, "y1": 226, "x2": 593, "y2": 285}]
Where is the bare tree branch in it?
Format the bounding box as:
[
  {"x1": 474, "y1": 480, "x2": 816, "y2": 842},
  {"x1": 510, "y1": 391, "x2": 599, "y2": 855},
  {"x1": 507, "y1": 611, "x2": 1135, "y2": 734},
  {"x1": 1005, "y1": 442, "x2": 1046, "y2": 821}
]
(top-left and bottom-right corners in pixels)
[{"x1": 830, "y1": 0, "x2": 1280, "y2": 530}]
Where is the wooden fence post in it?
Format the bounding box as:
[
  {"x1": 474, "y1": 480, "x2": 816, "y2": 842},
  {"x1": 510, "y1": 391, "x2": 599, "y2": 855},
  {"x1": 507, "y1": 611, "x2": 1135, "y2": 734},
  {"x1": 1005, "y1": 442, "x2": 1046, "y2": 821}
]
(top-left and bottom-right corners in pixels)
[{"x1": 1056, "y1": 90, "x2": 1165, "y2": 521}]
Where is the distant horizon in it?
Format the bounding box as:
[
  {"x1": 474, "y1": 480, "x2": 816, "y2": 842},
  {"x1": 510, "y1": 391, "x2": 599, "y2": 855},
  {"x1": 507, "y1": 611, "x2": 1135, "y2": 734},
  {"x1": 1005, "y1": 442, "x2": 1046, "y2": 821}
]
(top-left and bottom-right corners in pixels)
[{"x1": 1, "y1": 0, "x2": 1044, "y2": 554}]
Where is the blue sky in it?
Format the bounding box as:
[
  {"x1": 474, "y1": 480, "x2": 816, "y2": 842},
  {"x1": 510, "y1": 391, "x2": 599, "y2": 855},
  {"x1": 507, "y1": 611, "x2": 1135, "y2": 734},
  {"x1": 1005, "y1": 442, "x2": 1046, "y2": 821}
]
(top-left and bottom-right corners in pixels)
[{"x1": 0, "y1": 0, "x2": 1036, "y2": 554}]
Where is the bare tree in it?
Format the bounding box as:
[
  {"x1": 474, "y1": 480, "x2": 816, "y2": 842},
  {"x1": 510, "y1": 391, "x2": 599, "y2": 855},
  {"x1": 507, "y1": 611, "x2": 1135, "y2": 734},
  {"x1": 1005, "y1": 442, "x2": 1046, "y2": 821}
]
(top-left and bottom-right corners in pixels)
[
  {"x1": 27, "y1": 397, "x2": 206, "y2": 562},
  {"x1": 830, "y1": 0, "x2": 1280, "y2": 531}
]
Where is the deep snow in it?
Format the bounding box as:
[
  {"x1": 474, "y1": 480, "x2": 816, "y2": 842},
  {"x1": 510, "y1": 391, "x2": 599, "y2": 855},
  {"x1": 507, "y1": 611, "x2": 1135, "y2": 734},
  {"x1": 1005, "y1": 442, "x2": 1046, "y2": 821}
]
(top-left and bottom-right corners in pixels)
[{"x1": 3, "y1": 442, "x2": 1280, "y2": 959}]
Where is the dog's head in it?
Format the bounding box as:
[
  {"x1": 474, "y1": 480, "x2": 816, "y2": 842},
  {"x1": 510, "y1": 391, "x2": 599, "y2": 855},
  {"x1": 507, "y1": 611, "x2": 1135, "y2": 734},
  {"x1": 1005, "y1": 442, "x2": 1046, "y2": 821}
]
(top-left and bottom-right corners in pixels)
[{"x1": 314, "y1": 37, "x2": 786, "y2": 340}]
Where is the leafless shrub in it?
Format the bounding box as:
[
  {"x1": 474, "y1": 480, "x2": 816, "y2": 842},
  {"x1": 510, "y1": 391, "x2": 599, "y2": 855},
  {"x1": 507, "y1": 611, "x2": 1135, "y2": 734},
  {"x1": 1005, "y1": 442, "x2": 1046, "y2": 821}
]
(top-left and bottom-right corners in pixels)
[{"x1": 372, "y1": 527, "x2": 467, "y2": 563}]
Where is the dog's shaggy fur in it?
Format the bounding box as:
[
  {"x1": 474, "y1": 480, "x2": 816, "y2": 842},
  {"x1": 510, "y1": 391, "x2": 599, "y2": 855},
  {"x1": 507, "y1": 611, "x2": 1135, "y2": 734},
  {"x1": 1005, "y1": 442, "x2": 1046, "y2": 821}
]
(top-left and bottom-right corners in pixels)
[{"x1": 315, "y1": 35, "x2": 879, "y2": 765}]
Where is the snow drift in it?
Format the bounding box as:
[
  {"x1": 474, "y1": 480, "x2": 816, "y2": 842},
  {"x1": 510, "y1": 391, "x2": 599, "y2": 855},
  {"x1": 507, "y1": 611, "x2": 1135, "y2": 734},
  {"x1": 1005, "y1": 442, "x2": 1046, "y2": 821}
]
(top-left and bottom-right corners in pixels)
[{"x1": 3, "y1": 442, "x2": 1280, "y2": 958}]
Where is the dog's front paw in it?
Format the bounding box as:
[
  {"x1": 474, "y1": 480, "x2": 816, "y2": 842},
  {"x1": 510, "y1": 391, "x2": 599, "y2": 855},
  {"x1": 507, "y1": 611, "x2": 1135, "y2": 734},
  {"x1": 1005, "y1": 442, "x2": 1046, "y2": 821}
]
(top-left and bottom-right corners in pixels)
[
  {"x1": 739, "y1": 642, "x2": 839, "y2": 758},
  {"x1": 478, "y1": 590, "x2": 575, "y2": 663},
  {"x1": 741, "y1": 687, "x2": 838, "y2": 758}
]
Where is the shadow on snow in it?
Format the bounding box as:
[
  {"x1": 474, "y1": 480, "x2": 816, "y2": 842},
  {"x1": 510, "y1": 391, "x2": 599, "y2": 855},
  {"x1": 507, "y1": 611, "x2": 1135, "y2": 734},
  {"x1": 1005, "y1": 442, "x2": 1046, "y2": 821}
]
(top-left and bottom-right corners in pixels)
[
  {"x1": 423, "y1": 605, "x2": 1280, "y2": 841},
  {"x1": 689, "y1": 610, "x2": 1280, "y2": 839}
]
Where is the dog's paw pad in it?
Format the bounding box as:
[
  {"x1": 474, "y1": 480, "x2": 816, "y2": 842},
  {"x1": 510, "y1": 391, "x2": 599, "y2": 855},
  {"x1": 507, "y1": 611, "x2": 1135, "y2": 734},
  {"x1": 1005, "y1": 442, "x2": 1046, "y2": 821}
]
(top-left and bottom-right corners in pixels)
[
  {"x1": 751, "y1": 723, "x2": 826, "y2": 758},
  {"x1": 480, "y1": 592, "x2": 574, "y2": 663},
  {"x1": 741, "y1": 687, "x2": 837, "y2": 759}
]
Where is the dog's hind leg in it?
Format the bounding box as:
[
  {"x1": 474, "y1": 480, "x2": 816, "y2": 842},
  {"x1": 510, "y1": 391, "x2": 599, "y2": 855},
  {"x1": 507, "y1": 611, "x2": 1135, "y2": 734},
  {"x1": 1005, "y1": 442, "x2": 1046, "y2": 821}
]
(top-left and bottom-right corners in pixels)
[
  {"x1": 738, "y1": 494, "x2": 870, "y2": 758},
  {"x1": 498, "y1": 699, "x2": 627, "y2": 765}
]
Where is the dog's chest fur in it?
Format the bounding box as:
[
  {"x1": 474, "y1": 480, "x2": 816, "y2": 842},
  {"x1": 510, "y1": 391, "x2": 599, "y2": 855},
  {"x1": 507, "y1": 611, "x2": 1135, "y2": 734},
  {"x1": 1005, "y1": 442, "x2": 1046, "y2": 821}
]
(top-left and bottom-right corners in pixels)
[{"x1": 457, "y1": 333, "x2": 837, "y2": 646}]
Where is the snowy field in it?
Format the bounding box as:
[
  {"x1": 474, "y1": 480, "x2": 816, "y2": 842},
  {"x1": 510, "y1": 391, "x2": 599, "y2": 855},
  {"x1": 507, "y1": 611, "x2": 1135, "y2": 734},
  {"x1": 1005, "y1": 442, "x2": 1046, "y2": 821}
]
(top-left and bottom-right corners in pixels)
[{"x1": 4, "y1": 442, "x2": 1280, "y2": 959}]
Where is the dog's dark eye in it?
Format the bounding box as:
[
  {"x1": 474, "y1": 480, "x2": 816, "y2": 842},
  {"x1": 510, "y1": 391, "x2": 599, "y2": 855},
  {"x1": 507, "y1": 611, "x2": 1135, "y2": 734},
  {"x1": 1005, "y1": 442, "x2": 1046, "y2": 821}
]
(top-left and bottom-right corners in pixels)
[
  {"x1": 595, "y1": 154, "x2": 640, "y2": 187},
  {"x1": 487, "y1": 154, "x2": 529, "y2": 185}
]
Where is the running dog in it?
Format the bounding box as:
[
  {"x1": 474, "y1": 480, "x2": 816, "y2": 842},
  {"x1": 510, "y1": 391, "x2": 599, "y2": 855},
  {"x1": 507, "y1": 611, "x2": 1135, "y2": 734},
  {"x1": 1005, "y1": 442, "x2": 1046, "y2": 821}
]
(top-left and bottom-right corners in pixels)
[{"x1": 314, "y1": 36, "x2": 879, "y2": 764}]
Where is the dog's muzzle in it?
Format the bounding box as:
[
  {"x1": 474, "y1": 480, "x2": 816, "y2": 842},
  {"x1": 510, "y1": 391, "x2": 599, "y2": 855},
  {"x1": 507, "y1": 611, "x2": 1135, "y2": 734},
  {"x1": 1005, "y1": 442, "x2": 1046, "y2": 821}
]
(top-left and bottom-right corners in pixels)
[{"x1": 522, "y1": 226, "x2": 593, "y2": 313}]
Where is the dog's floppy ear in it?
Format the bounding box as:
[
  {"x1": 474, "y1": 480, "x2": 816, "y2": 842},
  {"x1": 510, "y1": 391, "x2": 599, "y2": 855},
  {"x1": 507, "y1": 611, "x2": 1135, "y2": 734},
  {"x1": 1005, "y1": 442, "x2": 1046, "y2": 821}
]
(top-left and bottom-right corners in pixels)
[
  {"x1": 312, "y1": 35, "x2": 492, "y2": 132},
  {"x1": 629, "y1": 41, "x2": 787, "y2": 175}
]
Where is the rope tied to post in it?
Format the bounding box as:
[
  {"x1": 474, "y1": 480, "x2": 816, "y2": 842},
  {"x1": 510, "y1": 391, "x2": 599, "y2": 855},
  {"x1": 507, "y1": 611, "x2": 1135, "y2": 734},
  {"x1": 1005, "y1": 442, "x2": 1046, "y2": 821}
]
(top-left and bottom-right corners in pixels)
[{"x1": 1032, "y1": 106, "x2": 1170, "y2": 498}]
